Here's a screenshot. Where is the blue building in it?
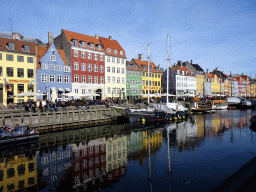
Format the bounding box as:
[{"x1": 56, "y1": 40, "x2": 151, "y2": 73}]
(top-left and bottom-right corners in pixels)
[{"x1": 36, "y1": 43, "x2": 71, "y2": 101}]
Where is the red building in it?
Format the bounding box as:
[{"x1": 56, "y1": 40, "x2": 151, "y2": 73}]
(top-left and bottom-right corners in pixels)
[{"x1": 54, "y1": 30, "x2": 105, "y2": 99}]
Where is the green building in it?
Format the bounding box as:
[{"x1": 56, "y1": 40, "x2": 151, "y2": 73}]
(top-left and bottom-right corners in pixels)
[{"x1": 126, "y1": 61, "x2": 142, "y2": 100}]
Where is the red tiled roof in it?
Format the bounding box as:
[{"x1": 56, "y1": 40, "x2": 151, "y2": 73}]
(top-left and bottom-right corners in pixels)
[
  {"x1": 63, "y1": 30, "x2": 103, "y2": 52},
  {"x1": 0, "y1": 37, "x2": 36, "y2": 55},
  {"x1": 205, "y1": 73, "x2": 215, "y2": 79},
  {"x1": 99, "y1": 37, "x2": 126, "y2": 58},
  {"x1": 171, "y1": 66, "x2": 193, "y2": 76},
  {"x1": 132, "y1": 59, "x2": 162, "y2": 73},
  {"x1": 57, "y1": 49, "x2": 68, "y2": 65},
  {"x1": 126, "y1": 61, "x2": 141, "y2": 71}
]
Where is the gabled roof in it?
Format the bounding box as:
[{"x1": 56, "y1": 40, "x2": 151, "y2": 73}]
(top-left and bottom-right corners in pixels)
[
  {"x1": 0, "y1": 37, "x2": 36, "y2": 55},
  {"x1": 126, "y1": 61, "x2": 141, "y2": 71},
  {"x1": 99, "y1": 37, "x2": 126, "y2": 58},
  {"x1": 205, "y1": 73, "x2": 216, "y2": 81},
  {"x1": 191, "y1": 64, "x2": 204, "y2": 72},
  {"x1": 62, "y1": 30, "x2": 103, "y2": 52},
  {"x1": 170, "y1": 66, "x2": 193, "y2": 76},
  {"x1": 132, "y1": 59, "x2": 162, "y2": 73}
]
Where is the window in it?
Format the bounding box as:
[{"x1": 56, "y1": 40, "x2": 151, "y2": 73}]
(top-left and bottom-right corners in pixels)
[
  {"x1": 7, "y1": 67, "x2": 13, "y2": 77},
  {"x1": 94, "y1": 64, "x2": 98, "y2": 72},
  {"x1": 122, "y1": 78, "x2": 125, "y2": 84},
  {"x1": 120, "y1": 51, "x2": 123, "y2": 55},
  {"x1": 74, "y1": 50, "x2": 78, "y2": 57},
  {"x1": 112, "y1": 77, "x2": 115, "y2": 83},
  {"x1": 80, "y1": 41, "x2": 86, "y2": 47},
  {"x1": 121, "y1": 68, "x2": 124, "y2": 74},
  {"x1": 18, "y1": 84, "x2": 24, "y2": 93},
  {"x1": 27, "y1": 57, "x2": 33, "y2": 63},
  {"x1": 57, "y1": 75, "x2": 62, "y2": 83},
  {"x1": 74, "y1": 62, "x2": 79, "y2": 70},
  {"x1": 74, "y1": 75, "x2": 79, "y2": 83},
  {"x1": 0, "y1": 53, "x2": 2, "y2": 60},
  {"x1": 0, "y1": 66, "x2": 2, "y2": 76},
  {"x1": 17, "y1": 68, "x2": 24, "y2": 77},
  {"x1": 112, "y1": 87, "x2": 116, "y2": 94},
  {"x1": 107, "y1": 56, "x2": 111, "y2": 62},
  {"x1": 7, "y1": 168, "x2": 15, "y2": 178},
  {"x1": 18, "y1": 180, "x2": 25, "y2": 189},
  {"x1": 100, "y1": 65, "x2": 103, "y2": 73},
  {"x1": 100, "y1": 76, "x2": 104, "y2": 83},
  {"x1": 64, "y1": 76, "x2": 69, "y2": 83},
  {"x1": 88, "y1": 64, "x2": 92, "y2": 72},
  {"x1": 75, "y1": 89, "x2": 78, "y2": 93},
  {"x1": 117, "y1": 77, "x2": 120, "y2": 83},
  {"x1": 82, "y1": 89, "x2": 86, "y2": 94},
  {"x1": 88, "y1": 52, "x2": 92, "y2": 59},
  {"x1": 117, "y1": 68, "x2": 120, "y2": 73},
  {"x1": 82, "y1": 75, "x2": 86, "y2": 83},
  {"x1": 57, "y1": 65, "x2": 62, "y2": 71},
  {"x1": 18, "y1": 164, "x2": 25, "y2": 175},
  {"x1": 43, "y1": 64, "x2": 48, "y2": 69},
  {"x1": 50, "y1": 64, "x2": 54, "y2": 70},
  {"x1": 72, "y1": 40, "x2": 78, "y2": 46},
  {"x1": 94, "y1": 76, "x2": 98, "y2": 84},
  {"x1": 50, "y1": 75, "x2": 55, "y2": 82},
  {"x1": 100, "y1": 55, "x2": 103, "y2": 61},
  {"x1": 114, "y1": 49, "x2": 117, "y2": 54},
  {"x1": 89, "y1": 43, "x2": 94, "y2": 48},
  {"x1": 6, "y1": 54, "x2": 13, "y2": 61},
  {"x1": 107, "y1": 87, "x2": 111, "y2": 94},
  {"x1": 112, "y1": 57, "x2": 115, "y2": 63},
  {"x1": 7, "y1": 42, "x2": 15, "y2": 50},
  {"x1": 107, "y1": 48, "x2": 111, "y2": 53},
  {"x1": 127, "y1": 79, "x2": 130, "y2": 84},
  {"x1": 22, "y1": 44, "x2": 30, "y2": 52},
  {"x1": 81, "y1": 63, "x2": 86, "y2": 71},
  {"x1": 17, "y1": 55, "x2": 24, "y2": 62},
  {"x1": 94, "y1": 53, "x2": 98, "y2": 60},
  {"x1": 28, "y1": 177, "x2": 35, "y2": 185},
  {"x1": 107, "y1": 76, "x2": 111, "y2": 83},
  {"x1": 121, "y1": 58, "x2": 124, "y2": 64},
  {"x1": 81, "y1": 51, "x2": 85, "y2": 58},
  {"x1": 42, "y1": 74, "x2": 47, "y2": 82},
  {"x1": 64, "y1": 66, "x2": 70, "y2": 72},
  {"x1": 107, "y1": 66, "x2": 110, "y2": 72},
  {"x1": 88, "y1": 76, "x2": 92, "y2": 83},
  {"x1": 112, "y1": 67, "x2": 115, "y2": 73},
  {"x1": 51, "y1": 53, "x2": 56, "y2": 61}
]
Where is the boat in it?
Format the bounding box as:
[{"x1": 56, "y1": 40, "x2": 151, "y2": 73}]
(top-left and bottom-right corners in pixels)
[
  {"x1": 0, "y1": 125, "x2": 39, "y2": 144},
  {"x1": 236, "y1": 100, "x2": 255, "y2": 109},
  {"x1": 211, "y1": 100, "x2": 228, "y2": 110},
  {"x1": 226, "y1": 97, "x2": 241, "y2": 109}
]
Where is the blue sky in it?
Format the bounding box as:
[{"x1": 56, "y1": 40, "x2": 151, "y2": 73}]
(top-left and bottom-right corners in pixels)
[{"x1": 1, "y1": 0, "x2": 256, "y2": 77}]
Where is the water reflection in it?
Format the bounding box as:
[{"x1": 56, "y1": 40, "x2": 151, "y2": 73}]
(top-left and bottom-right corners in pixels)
[{"x1": 0, "y1": 109, "x2": 256, "y2": 192}]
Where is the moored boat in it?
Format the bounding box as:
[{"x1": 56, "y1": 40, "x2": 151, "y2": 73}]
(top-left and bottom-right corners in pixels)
[{"x1": 211, "y1": 100, "x2": 228, "y2": 110}]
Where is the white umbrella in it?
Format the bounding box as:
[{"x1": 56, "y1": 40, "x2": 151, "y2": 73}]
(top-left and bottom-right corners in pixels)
[
  {"x1": 160, "y1": 93, "x2": 176, "y2": 96},
  {"x1": 141, "y1": 94, "x2": 157, "y2": 97},
  {"x1": 51, "y1": 87, "x2": 57, "y2": 102},
  {"x1": 13, "y1": 91, "x2": 45, "y2": 97}
]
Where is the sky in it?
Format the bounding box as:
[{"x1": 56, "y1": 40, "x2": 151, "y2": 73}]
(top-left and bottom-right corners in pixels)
[{"x1": 1, "y1": 0, "x2": 256, "y2": 77}]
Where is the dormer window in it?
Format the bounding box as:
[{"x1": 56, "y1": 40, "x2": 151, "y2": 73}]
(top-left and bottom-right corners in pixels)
[
  {"x1": 7, "y1": 42, "x2": 15, "y2": 50},
  {"x1": 96, "y1": 44, "x2": 101, "y2": 50},
  {"x1": 114, "y1": 49, "x2": 117, "y2": 54},
  {"x1": 51, "y1": 51, "x2": 56, "y2": 61},
  {"x1": 177, "y1": 70, "x2": 180, "y2": 74},
  {"x1": 80, "y1": 41, "x2": 86, "y2": 47},
  {"x1": 23, "y1": 44, "x2": 30, "y2": 52},
  {"x1": 72, "y1": 39, "x2": 78, "y2": 46},
  {"x1": 107, "y1": 48, "x2": 111, "y2": 53},
  {"x1": 142, "y1": 65, "x2": 146, "y2": 70},
  {"x1": 182, "y1": 71, "x2": 184, "y2": 75},
  {"x1": 120, "y1": 51, "x2": 123, "y2": 55},
  {"x1": 149, "y1": 66, "x2": 153, "y2": 70},
  {"x1": 88, "y1": 43, "x2": 94, "y2": 48}
]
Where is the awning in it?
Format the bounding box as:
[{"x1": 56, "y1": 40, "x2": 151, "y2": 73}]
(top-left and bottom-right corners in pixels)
[
  {"x1": 58, "y1": 88, "x2": 64, "y2": 92},
  {"x1": 65, "y1": 88, "x2": 70, "y2": 92}
]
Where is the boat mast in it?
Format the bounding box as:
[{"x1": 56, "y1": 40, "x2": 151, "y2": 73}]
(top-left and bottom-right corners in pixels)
[
  {"x1": 167, "y1": 35, "x2": 170, "y2": 103},
  {"x1": 148, "y1": 43, "x2": 150, "y2": 104}
]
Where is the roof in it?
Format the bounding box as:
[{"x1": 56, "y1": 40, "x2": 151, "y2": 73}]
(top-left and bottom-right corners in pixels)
[
  {"x1": 62, "y1": 30, "x2": 103, "y2": 52},
  {"x1": 191, "y1": 64, "x2": 204, "y2": 72},
  {"x1": 132, "y1": 59, "x2": 162, "y2": 73},
  {"x1": 205, "y1": 73, "x2": 216, "y2": 80},
  {"x1": 170, "y1": 66, "x2": 193, "y2": 76},
  {"x1": 0, "y1": 37, "x2": 36, "y2": 55},
  {"x1": 126, "y1": 61, "x2": 141, "y2": 71},
  {"x1": 99, "y1": 37, "x2": 126, "y2": 58}
]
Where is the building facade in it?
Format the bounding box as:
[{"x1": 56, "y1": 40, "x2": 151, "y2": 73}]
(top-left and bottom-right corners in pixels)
[
  {"x1": 0, "y1": 37, "x2": 36, "y2": 106},
  {"x1": 36, "y1": 43, "x2": 72, "y2": 101}
]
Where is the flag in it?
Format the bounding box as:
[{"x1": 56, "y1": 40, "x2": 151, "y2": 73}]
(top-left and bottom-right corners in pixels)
[{"x1": 29, "y1": 80, "x2": 34, "y2": 84}]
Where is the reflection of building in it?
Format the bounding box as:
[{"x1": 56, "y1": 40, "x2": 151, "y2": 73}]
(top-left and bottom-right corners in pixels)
[
  {"x1": 106, "y1": 136, "x2": 127, "y2": 173},
  {"x1": 176, "y1": 121, "x2": 197, "y2": 144},
  {"x1": 37, "y1": 146, "x2": 72, "y2": 191},
  {"x1": 196, "y1": 114, "x2": 205, "y2": 137},
  {"x1": 0, "y1": 154, "x2": 37, "y2": 192},
  {"x1": 71, "y1": 138, "x2": 106, "y2": 190},
  {"x1": 142, "y1": 130, "x2": 162, "y2": 151}
]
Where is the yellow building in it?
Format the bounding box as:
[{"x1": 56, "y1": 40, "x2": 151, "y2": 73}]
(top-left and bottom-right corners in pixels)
[
  {"x1": 250, "y1": 82, "x2": 256, "y2": 97},
  {"x1": 132, "y1": 55, "x2": 162, "y2": 97},
  {"x1": 142, "y1": 130, "x2": 162, "y2": 151},
  {"x1": 105, "y1": 135, "x2": 127, "y2": 172},
  {"x1": 206, "y1": 73, "x2": 220, "y2": 95},
  {"x1": 196, "y1": 74, "x2": 204, "y2": 97},
  {"x1": 0, "y1": 154, "x2": 37, "y2": 192},
  {"x1": 0, "y1": 36, "x2": 37, "y2": 106},
  {"x1": 196, "y1": 114, "x2": 205, "y2": 137}
]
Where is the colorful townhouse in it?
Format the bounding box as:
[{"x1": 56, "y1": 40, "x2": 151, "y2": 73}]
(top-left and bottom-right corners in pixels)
[
  {"x1": 240, "y1": 75, "x2": 250, "y2": 97},
  {"x1": 36, "y1": 40, "x2": 72, "y2": 101},
  {"x1": 126, "y1": 60, "x2": 142, "y2": 100},
  {"x1": 204, "y1": 73, "x2": 212, "y2": 96},
  {"x1": 132, "y1": 54, "x2": 162, "y2": 97},
  {"x1": 233, "y1": 75, "x2": 244, "y2": 97},
  {"x1": 0, "y1": 36, "x2": 37, "y2": 106},
  {"x1": 205, "y1": 72, "x2": 219, "y2": 96},
  {"x1": 228, "y1": 75, "x2": 239, "y2": 97},
  {"x1": 250, "y1": 79, "x2": 256, "y2": 97},
  {"x1": 54, "y1": 30, "x2": 105, "y2": 100},
  {"x1": 99, "y1": 36, "x2": 126, "y2": 100}
]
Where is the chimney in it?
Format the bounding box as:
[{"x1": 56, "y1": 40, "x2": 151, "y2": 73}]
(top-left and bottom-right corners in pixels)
[
  {"x1": 95, "y1": 34, "x2": 99, "y2": 39},
  {"x1": 177, "y1": 60, "x2": 182, "y2": 66},
  {"x1": 191, "y1": 60, "x2": 193, "y2": 65},
  {"x1": 61, "y1": 29, "x2": 64, "y2": 33},
  {"x1": 216, "y1": 67, "x2": 219, "y2": 71},
  {"x1": 207, "y1": 69, "x2": 209, "y2": 73},
  {"x1": 138, "y1": 54, "x2": 143, "y2": 60},
  {"x1": 109, "y1": 36, "x2": 112, "y2": 40},
  {"x1": 12, "y1": 32, "x2": 21, "y2": 40},
  {"x1": 48, "y1": 32, "x2": 53, "y2": 44}
]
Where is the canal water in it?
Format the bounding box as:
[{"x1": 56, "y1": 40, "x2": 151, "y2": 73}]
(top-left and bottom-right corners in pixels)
[{"x1": 1, "y1": 109, "x2": 256, "y2": 192}]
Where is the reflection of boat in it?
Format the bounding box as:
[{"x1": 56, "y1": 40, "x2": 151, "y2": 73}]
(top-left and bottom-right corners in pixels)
[
  {"x1": 236, "y1": 101, "x2": 255, "y2": 109},
  {"x1": 211, "y1": 100, "x2": 228, "y2": 110}
]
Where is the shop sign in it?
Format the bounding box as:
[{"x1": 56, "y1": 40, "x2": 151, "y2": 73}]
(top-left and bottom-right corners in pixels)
[
  {"x1": 8, "y1": 79, "x2": 31, "y2": 83},
  {"x1": 143, "y1": 86, "x2": 160, "y2": 90}
]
